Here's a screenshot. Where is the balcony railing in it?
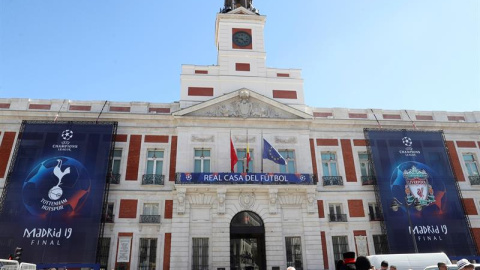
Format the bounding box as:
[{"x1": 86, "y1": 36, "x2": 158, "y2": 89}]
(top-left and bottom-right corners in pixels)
[
  {"x1": 142, "y1": 174, "x2": 164, "y2": 185},
  {"x1": 140, "y1": 215, "x2": 161, "y2": 224},
  {"x1": 109, "y1": 173, "x2": 121, "y2": 184},
  {"x1": 329, "y1": 214, "x2": 347, "y2": 222},
  {"x1": 361, "y1": 175, "x2": 376, "y2": 185},
  {"x1": 323, "y1": 176, "x2": 343, "y2": 186},
  {"x1": 102, "y1": 214, "x2": 114, "y2": 223},
  {"x1": 469, "y1": 175, "x2": 480, "y2": 185},
  {"x1": 369, "y1": 213, "x2": 383, "y2": 221}
]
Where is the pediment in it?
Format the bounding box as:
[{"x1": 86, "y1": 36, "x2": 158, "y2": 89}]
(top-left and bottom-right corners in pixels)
[
  {"x1": 173, "y1": 89, "x2": 312, "y2": 119},
  {"x1": 227, "y1": 6, "x2": 257, "y2": 15}
]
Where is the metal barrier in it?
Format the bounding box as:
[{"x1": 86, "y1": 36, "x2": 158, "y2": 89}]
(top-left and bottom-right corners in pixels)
[
  {"x1": 19, "y1": 263, "x2": 36, "y2": 270},
  {"x1": 0, "y1": 259, "x2": 19, "y2": 270}
]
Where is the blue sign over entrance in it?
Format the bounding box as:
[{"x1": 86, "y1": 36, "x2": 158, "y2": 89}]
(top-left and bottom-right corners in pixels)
[{"x1": 176, "y1": 173, "x2": 314, "y2": 184}]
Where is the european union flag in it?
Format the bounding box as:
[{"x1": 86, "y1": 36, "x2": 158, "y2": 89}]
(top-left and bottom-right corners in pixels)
[{"x1": 262, "y1": 139, "x2": 286, "y2": 165}]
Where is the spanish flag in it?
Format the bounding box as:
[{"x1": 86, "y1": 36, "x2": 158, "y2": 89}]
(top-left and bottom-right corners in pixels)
[
  {"x1": 246, "y1": 139, "x2": 251, "y2": 172},
  {"x1": 230, "y1": 138, "x2": 238, "y2": 173}
]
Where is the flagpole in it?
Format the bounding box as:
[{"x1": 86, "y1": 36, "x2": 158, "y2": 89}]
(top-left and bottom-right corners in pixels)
[
  {"x1": 230, "y1": 130, "x2": 232, "y2": 173},
  {"x1": 246, "y1": 129, "x2": 249, "y2": 173},
  {"x1": 261, "y1": 130, "x2": 264, "y2": 173}
]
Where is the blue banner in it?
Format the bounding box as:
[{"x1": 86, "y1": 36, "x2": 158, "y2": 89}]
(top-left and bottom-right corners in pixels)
[
  {"x1": 177, "y1": 173, "x2": 314, "y2": 184},
  {"x1": 366, "y1": 130, "x2": 476, "y2": 256},
  {"x1": 0, "y1": 121, "x2": 116, "y2": 264}
]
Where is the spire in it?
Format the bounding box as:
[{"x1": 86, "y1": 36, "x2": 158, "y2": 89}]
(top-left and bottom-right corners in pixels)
[{"x1": 221, "y1": 0, "x2": 259, "y2": 14}]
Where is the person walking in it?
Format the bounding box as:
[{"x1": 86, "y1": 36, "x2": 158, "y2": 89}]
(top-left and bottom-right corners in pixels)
[{"x1": 355, "y1": 256, "x2": 373, "y2": 270}]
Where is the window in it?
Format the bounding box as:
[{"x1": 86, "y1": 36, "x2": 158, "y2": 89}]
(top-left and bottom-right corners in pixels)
[
  {"x1": 194, "y1": 149, "x2": 211, "y2": 173},
  {"x1": 463, "y1": 154, "x2": 479, "y2": 176},
  {"x1": 141, "y1": 203, "x2": 160, "y2": 223},
  {"x1": 104, "y1": 203, "x2": 114, "y2": 223},
  {"x1": 98, "y1": 238, "x2": 111, "y2": 269},
  {"x1": 192, "y1": 238, "x2": 209, "y2": 270},
  {"x1": 373, "y1": 234, "x2": 389, "y2": 254},
  {"x1": 321, "y1": 152, "x2": 338, "y2": 176},
  {"x1": 112, "y1": 149, "x2": 122, "y2": 174},
  {"x1": 368, "y1": 203, "x2": 382, "y2": 221},
  {"x1": 237, "y1": 149, "x2": 254, "y2": 173},
  {"x1": 280, "y1": 150, "x2": 295, "y2": 173},
  {"x1": 329, "y1": 204, "x2": 346, "y2": 222},
  {"x1": 146, "y1": 150, "x2": 164, "y2": 175},
  {"x1": 332, "y1": 236, "x2": 349, "y2": 263},
  {"x1": 359, "y1": 152, "x2": 375, "y2": 184},
  {"x1": 138, "y1": 238, "x2": 157, "y2": 270},
  {"x1": 285, "y1": 236, "x2": 303, "y2": 270}
]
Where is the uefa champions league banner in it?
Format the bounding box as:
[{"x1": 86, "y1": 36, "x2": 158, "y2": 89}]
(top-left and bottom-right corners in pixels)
[
  {"x1": 177, "y1": 173, "x2": 314, "y2": 184},
  {"x1": 366, "y1": 129, "x2": 476, "y2": 256},
  {"x1": 0, "y1": 121, "x2": 116, "y2": 264}
]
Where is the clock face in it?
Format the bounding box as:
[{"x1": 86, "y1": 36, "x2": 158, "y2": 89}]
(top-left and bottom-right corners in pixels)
[{"x1": 232, "y1": 31, "x2": 252, "y2": 47}]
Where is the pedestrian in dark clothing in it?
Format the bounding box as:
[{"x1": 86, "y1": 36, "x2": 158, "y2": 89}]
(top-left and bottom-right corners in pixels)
[{"x1": 355, "y1": 256, "x2": 372, "y2": 270}]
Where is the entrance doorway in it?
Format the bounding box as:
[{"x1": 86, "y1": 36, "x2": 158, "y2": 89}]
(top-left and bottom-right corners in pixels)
[{"x1": 230, "y1": 211, "x2": 266, "y2": 270}]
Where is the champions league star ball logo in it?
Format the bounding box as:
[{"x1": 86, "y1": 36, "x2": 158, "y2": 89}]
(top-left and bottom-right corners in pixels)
[
  {"x1": 402, "y1": 137, "x2": 412, "y2": 147},
  {"x1": 22, "y1": 156, "x2": 91, "y2": 217},
  {"x1": 61, "y1": 130, "x2": 73, "y2": 140}
]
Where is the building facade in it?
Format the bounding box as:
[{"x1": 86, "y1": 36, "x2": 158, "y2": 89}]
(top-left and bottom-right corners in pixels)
[{"x1": 1, "y1": 2, "x2": 480, "y2": 270}]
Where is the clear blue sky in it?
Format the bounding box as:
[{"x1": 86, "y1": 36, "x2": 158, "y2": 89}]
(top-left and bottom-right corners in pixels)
[{"x1": 1, "y1": 0, "x2": 479, "y2": 112}]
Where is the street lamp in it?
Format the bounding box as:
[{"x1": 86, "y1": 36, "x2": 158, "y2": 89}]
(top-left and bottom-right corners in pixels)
[{"x1": 391, "y1": 197, "x2": 421, "y2": 253}]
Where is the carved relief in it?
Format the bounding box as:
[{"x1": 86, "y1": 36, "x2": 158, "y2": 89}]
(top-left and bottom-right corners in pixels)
[
  {"x1": 275, "y1": 136, "x2": 297, "y2": 144},
  {"x1": 233, "y1": 135, "x2": 255, "y2": 144},
  {"x1": 239, "y1": 192, "x2": 255, "y2": 210},
  {"x1": 307, "y1": 190, "x2": 316, "y2": 214},
  {"x1": 191, "y1": 135, "x2": 214, "y2": 142},
  {"x1": 217, "y1": 189, "x2": 226, "y2": 215},
  {"x1": 269, "y1": 189, "x2": 278, "y2": 214},
  {"x1": 177, "y1": 190, "x2": 186, "y2": 215}
]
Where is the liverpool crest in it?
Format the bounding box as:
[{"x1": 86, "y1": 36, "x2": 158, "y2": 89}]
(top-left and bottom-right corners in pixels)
[{"x1": 404, "y1": 166, "x2": 435, "y2": 207}]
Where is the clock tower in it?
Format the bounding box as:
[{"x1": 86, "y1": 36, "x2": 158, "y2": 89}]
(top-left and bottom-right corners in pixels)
[
  {"x1": 179, "y1": 0, "x2": 306, "y2": 112},
  {"x1": 215, "y1": 0, "x2": 266, "y2": 76}
]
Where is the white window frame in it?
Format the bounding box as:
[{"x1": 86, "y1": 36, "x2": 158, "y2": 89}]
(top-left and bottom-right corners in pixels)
[
  {"x1": 194, "y1": 148, "x2": 211, "y2": 173},
  {"x1": 321, "y1": 152, "x2": 339, "y2": 176},
  {"x1": 463, "y1": 153, "x2": 479, "y2": 177},
  {"x1": 279, "y1": 150, "x2": 296, "y2": 173},
  {"x1": 146, "y1": 149, "x2": 164, "y2": 175}
]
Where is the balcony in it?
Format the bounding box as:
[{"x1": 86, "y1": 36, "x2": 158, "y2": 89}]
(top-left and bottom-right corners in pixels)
[
  {"x1": 142, "y1": 174, "x2": 164, "y2": 185},
  {"x1": 329, "y1": 213, "x2": 347, "y2": 222},
  {"x1": 175, "y1": 173, "x2": 315, "y2": 185},
  {"x1": 102, "y1": 214, "x2": 114, "y2": 223},
  {"x1": 109, "y1": 173, "x2": 121, "y2": 184},
  {"x1": 140, "y1": 215, "x2": 161, "y2": 224},
  {"x1": 361, "y1": 175, "x2": 376, "y2": 185},
  {"x1": 323, "y1": 176, "x2": 343, "y2": 186},
  {"x1": 469, "y1": 175, "x2": 480, "y2": 185},
  {"x1": 369, "y1": 213, "x2": 383, "y2": 221}
]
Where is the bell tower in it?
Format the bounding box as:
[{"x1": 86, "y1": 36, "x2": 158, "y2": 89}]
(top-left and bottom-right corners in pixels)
[{"x1": 215, "y1": 0, "x2": 266, "y2": 76}]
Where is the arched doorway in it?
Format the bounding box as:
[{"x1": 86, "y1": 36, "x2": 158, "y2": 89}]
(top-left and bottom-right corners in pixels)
[{"x1": 230, "y1": 211, "x2": 266, "y2": 270}]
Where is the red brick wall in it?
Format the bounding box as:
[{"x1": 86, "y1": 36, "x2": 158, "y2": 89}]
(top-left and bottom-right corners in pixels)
[
  {"x1": 277, "y1": 73, "x2": 290, "y2": 77},
  {"x1": 169, "y1": 136, "x2": 178, "y2": 182},
  {"x1": 309, "y1": 138, "x2": 318, "y2": 181},
  {"x1": 463, "y1": 198, "x2": 478, "y2": 215},
  {"x1": 126, "y1": 135, "x2": 141, "y2": 181},
  {"x1": 446, "y1": 141, "x2": 465, "y2": 181},
  {"x1": 348, "y1": 200, "x2": 365, "y2": 217},
  {"x1": 235, "y1": 63, "x2": 250, "y2": 71},
  {"x1": 448, "y1": 116, "x2": 465, "y2": 121},
  {"x1": 149, "y1": 108, "x2": 170, "y2": 113},
  {"x1": 353, "y1": 139, "x2": 367, "y2": 146},
  {"x1": 188, "y1": 87, "x2": 214, "y2": 96},
  {"x1": 110, "y1": 106, "x2": 131, "y2": 112},
  {"x1": 69, "y1": 105, "x2": 91, "y2": 111},
  {"x1": 313, "y1": 112, "x2": 333, "y2": 118},
  {"x1": 383, "y1": 114, "x2": 401, "y2": 119},
  {"x1": 163, "y1": 233, "x2": 172, "y2": 270},
  {"x1": 341, "y1": 139, "x2": 357, "y2": 182},
  {"x1": 119, "y1": 199, "x2": 138, "y2": 218},
  {"x1": 321, "y1": 231, "x2": 329, "y2": 270},
  {"x1": 144, "y1": 135, "x2": 169, "y2": 143},
  {"x1": 115, "y1": 134, "x2": 128, "y2": 142},
  {"x1": 0, "y1": 132, "x2": 16, "y2": 178},
  {"x1": 457, "y1": 141, "x2": 477, "y2": 148},
  {"x1": 165, "y1": 200, "x2": 173, "y2": 219},
  {"x1": 194, "y1": 70, "x2": 208, "y2": 74},
  {"x1": 0, "y1": 103, "x2": 10, "y2": 109},
  {"x1": 29, "y1": 104, "x2": 51, "y2": 110},
  {"x1": 349, "y1": 113, "x2": 367, "y2": 119},
  {"x1": 471, "y1": 228, "x2": 480, "y2": 254},
  {"x1": 416, "y1": 115, "x2": 433, "y2": 120},
  {"x1": 316, "y1": 139, "x2": 339, "y2": 146},
  {"x1": 272, "y1": 90, "x2": 297, "y2": 99},
  {"x1": 317, "y1": 200, "x2": 325, "y2": 218}
]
